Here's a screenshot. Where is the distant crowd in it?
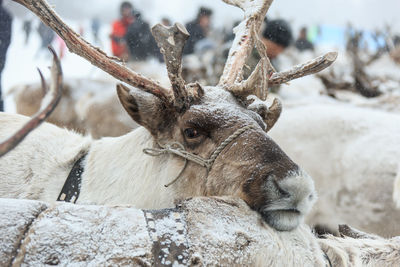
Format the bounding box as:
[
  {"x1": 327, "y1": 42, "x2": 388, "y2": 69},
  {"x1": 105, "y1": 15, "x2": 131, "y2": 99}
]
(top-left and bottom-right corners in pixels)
[
  {"x1": 110, "y1": 2, "x2": 217, "y2": 62},
  {"x1": 109, "y1": 2, "x2": 317, "y2": 64}
]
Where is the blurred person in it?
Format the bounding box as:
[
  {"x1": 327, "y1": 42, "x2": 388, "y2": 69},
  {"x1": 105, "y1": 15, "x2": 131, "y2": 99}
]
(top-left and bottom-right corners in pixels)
[
  {"x1": 261, "y1": 19, "x2": 293, "y2": 60},
  {"x1": 110, "y1": 1, "x2": 134, "y2": 60},
  {"x1": 125, "y1": 12, "x2": 161, "y2": 61},
  {"x1": 91, "y1": 17, "x2": 101, "y2": 44},
  {"x1": 224, "y1": 20, "x2": 240, "y2": 43},
  {"x1": 78, "y1": 24, "x2": 85, "y2": 36},
  {"x1": 183, "y1": 7, "x2": 213, "y2": 55},
  {"x1": 55, "y1": 35, "x2": 66, "y2": 60},
  {"x1": 246, "y1": 19, "x2": 293, "y2": 71},
  {"x1": 393, "y1": 35, "x2": 400, "y2": 47},
  {"x1": 0, "y1": 0, "x2": 12, "y2": 111},
  {"x1": 244, "y1": 18, "x2": 293, "y2": 91},
  {"x1": 390, "y1": 35, "x2": 400, "y2": 64},
  {"x1": 37, "y1": 21, "x2": 55, "y2": 56},
  {"x1": 295, "y1": 26, "x2": 314, "y2": 51},
  {"x1": 22, "y1": 20, "x2": 32, "y2": 45},
  {"x1": 161, "y1": 17, "x2": 171, "y2": 27}
]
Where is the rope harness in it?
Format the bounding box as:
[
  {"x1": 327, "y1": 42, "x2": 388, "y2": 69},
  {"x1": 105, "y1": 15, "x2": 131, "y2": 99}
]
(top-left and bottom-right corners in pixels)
[{"x1": 143, "y1": 124, "x2": 256, "y2": 187}]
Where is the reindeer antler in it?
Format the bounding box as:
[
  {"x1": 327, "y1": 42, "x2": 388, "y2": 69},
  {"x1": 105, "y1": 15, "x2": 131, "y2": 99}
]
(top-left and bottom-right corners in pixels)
[
  {"x1": 219, "y1": 0, "x2": 273, "y2": 88},
  {"x1": 0, "y1": 47, "x2": 62, "y2": 157},
  {"x1": 219, "y1": 0, "x2": 337, "y2": 101},
  {"x1": 151, "y1": 23, "x2": 203, "y2": 111},
  {"x1": 12, "y1": 0, "x2": 173, "y2": 104}
]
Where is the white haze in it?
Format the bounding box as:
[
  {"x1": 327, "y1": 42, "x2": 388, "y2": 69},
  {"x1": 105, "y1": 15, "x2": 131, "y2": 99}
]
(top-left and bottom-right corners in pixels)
[{"x1": 4, "y1": 0, "x2": 400, "y2": 33}]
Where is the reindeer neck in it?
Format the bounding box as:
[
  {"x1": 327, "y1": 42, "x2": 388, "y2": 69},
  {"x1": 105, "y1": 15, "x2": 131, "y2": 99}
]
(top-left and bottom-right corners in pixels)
[{"x1": 78, "y1": 127, "x2": 182, "y2": 208}]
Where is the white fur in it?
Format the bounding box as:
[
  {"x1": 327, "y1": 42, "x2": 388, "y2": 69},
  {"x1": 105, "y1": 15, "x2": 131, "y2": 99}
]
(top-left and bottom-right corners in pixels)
[
  {"x1": 319, "y1": 234, "x2": 400, "y2": 266},
  {"x1": 269, "y1": 103, "x2": 400, "y2": 237},
  {"x1": 0, "y1": 113, "x2": 91, "y2": 201},
  {"x1": 0, "y1": 112, "x2": 182, "y2": 209},
  {"x1": 78, "y1": 127, "x2": 183, "y2": 208}
]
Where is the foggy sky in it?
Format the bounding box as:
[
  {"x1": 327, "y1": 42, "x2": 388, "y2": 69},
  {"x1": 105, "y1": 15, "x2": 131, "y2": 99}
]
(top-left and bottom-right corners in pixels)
[{"x1": 4, "y1": 0, "x2": 400, "y2": 33}]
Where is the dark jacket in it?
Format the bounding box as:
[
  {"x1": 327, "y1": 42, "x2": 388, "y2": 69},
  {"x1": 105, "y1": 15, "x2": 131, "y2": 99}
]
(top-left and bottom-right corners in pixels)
[
  {"x1": 38, "y1": 22, "x2": 55, "y2": 48},
  {"x1": 183, "y1": 20, "x2": 205, "y2": 55},
  {"x1": 0, "y1": 4, "x2": 12, "y2": 110},
  {"x1": 0, "y1": 5, "x2": 12, "y2": 71},
  {"x1": 125, "y1": 16, "x2": 160, "y2": 61},
  {"x1": 295, "y1": 39, "x2": 314, "y2": 51}
]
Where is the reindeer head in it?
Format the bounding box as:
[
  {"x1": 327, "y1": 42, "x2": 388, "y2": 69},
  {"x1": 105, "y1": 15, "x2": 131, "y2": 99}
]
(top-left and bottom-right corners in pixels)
[
  {"x1": 118, "y1": 81, "x2": 316, "y2": 231},
  {"x1": 16, "y1": 0, "x2": 336, "y2": 230}
]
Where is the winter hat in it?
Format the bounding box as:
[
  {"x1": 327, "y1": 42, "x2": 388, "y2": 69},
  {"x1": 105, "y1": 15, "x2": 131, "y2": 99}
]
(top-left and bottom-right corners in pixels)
[
  {"x1": 262, "y1": 19, "x2": 293, "y2": 48},
  {"x1": 197, "y1": 7, "x2": 213, "y2": 19}
]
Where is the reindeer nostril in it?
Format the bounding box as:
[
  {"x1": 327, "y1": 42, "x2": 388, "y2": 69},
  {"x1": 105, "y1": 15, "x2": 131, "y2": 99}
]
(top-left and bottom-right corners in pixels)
[
  {"x1": 272, "y1": 179, "x2": 290, "y2": 198},
  {"x1": 308, "y1": 194, "x2": 314, "y2": 200}
]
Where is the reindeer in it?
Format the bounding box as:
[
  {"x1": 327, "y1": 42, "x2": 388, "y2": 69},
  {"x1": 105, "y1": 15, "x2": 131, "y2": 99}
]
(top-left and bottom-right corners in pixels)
[{"x1": 0, "y1": 0, "x2": 336, "y2": 231}]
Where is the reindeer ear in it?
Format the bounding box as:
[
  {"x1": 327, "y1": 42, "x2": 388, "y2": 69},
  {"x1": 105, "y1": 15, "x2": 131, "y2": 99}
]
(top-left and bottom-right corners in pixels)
[
  {"x1": 117, "y1": 84, "x2": 171, "y2": 135},
  {"x1": 246, "y1": 96, "x2": 282, "y2": 132}
]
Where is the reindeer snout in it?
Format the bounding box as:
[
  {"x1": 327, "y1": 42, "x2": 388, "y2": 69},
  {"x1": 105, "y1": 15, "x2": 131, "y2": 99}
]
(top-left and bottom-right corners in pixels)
[
  {"x1": 259, "y1": 170, "x2": 317, "y2": 231},
  {"x1": 275, "y1": 170, "x2": 317, "y2": 213}
]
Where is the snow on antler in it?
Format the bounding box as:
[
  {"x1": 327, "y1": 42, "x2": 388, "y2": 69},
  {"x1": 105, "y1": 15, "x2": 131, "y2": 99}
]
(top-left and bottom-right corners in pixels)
[
  {"x1": 151, "y1": 23, "x2": 204, "y2": 111},
  {"x1": 219, "y1": 0, "x2": 273, "y2": 87},
  {"x1": 219, "y1": 0, "x2": 337, "y2": 102}
]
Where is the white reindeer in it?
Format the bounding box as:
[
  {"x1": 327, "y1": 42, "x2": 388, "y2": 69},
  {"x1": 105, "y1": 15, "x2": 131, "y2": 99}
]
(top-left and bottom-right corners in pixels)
[{"x1": 0, "y1": 0, "x2": 336, "y2": 231}]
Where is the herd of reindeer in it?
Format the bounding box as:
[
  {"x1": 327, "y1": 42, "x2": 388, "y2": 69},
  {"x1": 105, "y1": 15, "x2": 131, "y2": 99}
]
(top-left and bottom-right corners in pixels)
[{"x1": 1, "y1": 0, "x2": 400, "y2": 266}]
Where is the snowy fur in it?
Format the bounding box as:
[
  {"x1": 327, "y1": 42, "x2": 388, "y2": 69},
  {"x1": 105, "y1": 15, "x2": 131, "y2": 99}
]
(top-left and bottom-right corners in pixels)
[
  {"x1": 2, "y1": 196, "x2": 399, "y2": 266},
  {"x1": 319, "y1": 234, "x2": 400, "y2": 266},
  {"x1": 0, "y1": 197, "x2": 326, "y2": 266},
  {"x1": 269, "y1": 102, "x2": 400, "y2": 237}
]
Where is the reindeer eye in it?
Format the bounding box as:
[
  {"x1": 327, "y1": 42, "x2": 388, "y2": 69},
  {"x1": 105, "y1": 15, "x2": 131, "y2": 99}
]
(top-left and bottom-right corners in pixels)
[{"x1": 184, "y1": 128, "x2": 200, "y2": 139}]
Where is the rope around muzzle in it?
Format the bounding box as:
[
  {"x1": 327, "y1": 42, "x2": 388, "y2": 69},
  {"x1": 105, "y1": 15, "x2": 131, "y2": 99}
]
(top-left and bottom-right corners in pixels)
[{"x1": 143, "y1": 124, "x2": 256, "y2": 187}]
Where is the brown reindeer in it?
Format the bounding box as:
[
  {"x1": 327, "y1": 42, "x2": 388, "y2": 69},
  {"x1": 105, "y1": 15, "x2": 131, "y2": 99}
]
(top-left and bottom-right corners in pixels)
[{"x1": 0, "y1": 0, "x2": 336, "y2": 231}]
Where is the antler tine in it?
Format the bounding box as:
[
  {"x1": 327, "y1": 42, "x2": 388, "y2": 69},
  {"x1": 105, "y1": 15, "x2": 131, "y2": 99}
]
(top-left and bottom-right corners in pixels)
[
  {"x1": 37, "y1": 66, "x2": 49, "y2": 96},
  {"x1": 12, "y1": 0, "x2": 172, "y2": 104},
  {"x1": 0, "y1": 47, "x2": 62, "y2": 157},
  {"x1": 220, "y1": 0, "x2": 338, "y2": 101},
  {"x1": 219, "y1": 0, "x2": 274, "y2": 87},
  {"x1": 151, "y1": 23, "x2": 193, "y2": 111},
  {"x1": 235, "y1": 25, "x2": 273, "y2": 101},
  {"x1": 269, "y1": 52, "x2": 338, "y2": 86}
]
